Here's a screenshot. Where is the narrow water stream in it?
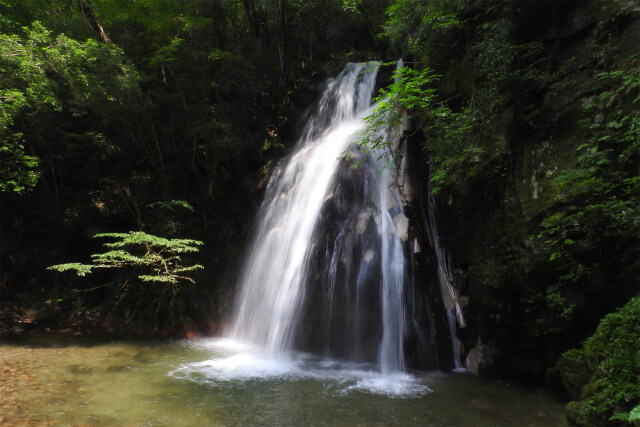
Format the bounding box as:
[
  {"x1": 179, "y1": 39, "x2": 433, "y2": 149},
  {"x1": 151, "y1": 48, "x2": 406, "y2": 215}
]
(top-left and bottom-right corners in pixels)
[{"x1": 1, "y1": 334, "x2": 565, "y2": 426}]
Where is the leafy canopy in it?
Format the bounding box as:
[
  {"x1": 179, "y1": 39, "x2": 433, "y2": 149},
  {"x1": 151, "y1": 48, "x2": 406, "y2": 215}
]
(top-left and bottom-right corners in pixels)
[{"x1": 0, "y1": 20, "x2": 138, "y2": 192}]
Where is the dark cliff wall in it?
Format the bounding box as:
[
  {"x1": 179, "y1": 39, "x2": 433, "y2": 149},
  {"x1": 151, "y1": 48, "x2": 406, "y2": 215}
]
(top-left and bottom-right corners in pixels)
[{"x1": 405, "y1": 0, "x2": 640, "y2": 381}]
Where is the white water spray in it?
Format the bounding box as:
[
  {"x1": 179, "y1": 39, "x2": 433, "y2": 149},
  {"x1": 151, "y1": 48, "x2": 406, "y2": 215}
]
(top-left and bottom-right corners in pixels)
[{"x1": 227, "y1": 62, "x2": 410, "y2": 373}]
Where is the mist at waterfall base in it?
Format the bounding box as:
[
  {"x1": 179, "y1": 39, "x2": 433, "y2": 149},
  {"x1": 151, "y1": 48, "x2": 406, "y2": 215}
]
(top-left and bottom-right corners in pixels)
[{"x1": 177, "y1": 62, "x2": 456, "y2": 396}]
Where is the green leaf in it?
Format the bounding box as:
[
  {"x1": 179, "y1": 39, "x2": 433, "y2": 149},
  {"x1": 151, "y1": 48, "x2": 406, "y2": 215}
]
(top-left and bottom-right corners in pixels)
[{"x1": 48, "y1": 263, "x2": 93, "y2": 276}]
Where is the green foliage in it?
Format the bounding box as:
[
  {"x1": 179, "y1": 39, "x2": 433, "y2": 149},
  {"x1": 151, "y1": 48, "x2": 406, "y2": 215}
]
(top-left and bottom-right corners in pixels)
[
  {"x1": 424, "y1": 108, "x2": 482, "y2": 196},
  {"x1": 374, "y1": 2, "x2": 469, "y2": 186},
  {"x1": 552, "y1": 348, "x2": 592, "y2": 400},
  {"x1": 342, "y1": 0, "x2": 362, "y2": 13},
  {"x1": 49, "y1": 262, "x2": 93, "y2": 276},
  {"x1": 556, "y1": 294, "x2": 640, "y2": 426},
  {"x1": 354, "y1": 62, "x2": 479, "y2": 195},
  {"x1": 365, "y1": 2, "x2": 545, "y2": 197},
  {"x1": 1, "y1": 0, "x2": 389, "y2": 334},
  {"x1": 90, "y1": 0, "x2": 212, "y2": 70},
  {"x1": 0, "y1": 20, "x2": 138, "y2": 192},
  {"x1": 353, "y1": 64, "x2": 442, "y2": 165},
  {"x1": 382, "y1": 0, "x2": 463, "y2": 54},
  {"x1": 49, "y1": 231, "x2": 204, "y2": 284},
  {"x1": 620, "y1": 405, "x2": 640, "y2": 425},
  {"x1": 470, "y1": 16, "x2": 545, "y2": 119},
  {"x1": 532, "y1": 56, "x2": 640, "y2": 332},
  {"x1": 540, "y1": 56, "x2": 640, "y2": 239},
  {"x1": 146, "y1": 200, "x2": 195, "y2": 214}
]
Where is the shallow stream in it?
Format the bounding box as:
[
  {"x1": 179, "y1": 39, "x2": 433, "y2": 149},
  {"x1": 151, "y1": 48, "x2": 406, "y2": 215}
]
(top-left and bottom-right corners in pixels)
[{"x1": 0, "y1": 334, "x2": 565, "y2": 426}]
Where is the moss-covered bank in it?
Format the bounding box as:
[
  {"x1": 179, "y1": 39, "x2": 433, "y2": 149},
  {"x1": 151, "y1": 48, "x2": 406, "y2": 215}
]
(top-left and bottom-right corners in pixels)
[{"x1": 548, "y1": 294, "x2": 640, "y2": 426}]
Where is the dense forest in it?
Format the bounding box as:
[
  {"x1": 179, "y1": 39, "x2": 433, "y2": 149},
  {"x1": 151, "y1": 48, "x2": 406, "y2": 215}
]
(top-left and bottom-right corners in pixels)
[{"x1": 1, "y1": 0, "x2": 638, "y2": 425}]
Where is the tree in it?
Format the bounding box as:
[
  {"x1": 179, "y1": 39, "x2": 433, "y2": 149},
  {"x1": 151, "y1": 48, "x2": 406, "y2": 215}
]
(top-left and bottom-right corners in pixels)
[
  {"x1": 49, "y1": 231, "x2": 204, "y2": 284},
  {"x1": 0, "y1": 20, "x2": 137, "y2": 192}
]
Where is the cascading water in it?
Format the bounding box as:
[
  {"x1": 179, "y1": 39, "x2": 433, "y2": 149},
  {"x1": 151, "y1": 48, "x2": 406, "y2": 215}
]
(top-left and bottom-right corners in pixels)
[
  {"x1": 426, "y1": 171, "x2": 466, "y2": 371},
  {"x1": 168, "y1": 63, "x2": 560, "y2": 411},
  {"x1": 226, "y1": 62, "x2": 410, "y2": 373}
]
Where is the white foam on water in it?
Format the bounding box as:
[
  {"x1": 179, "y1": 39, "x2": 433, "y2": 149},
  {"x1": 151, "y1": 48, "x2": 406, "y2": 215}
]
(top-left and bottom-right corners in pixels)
[
  {"x1": 173, "y1": 338, "x2": 301, "y2": 381},
  {"x1": 343, "y1": 372, "x2": 431, "y2": 397},
  {"x1": 171, "y1": 338, "x2": 431, "y2": 398},
  {"x1": 177, "y1": 354, "x2": 299, "y2": 380}
]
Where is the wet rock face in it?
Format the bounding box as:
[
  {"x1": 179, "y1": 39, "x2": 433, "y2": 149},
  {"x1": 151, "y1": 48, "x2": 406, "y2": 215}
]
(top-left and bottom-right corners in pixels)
[
  {"x1": 292, "y1": 153, "x2": 449, "y2": 370},
  {"x1": 294, "y1": 159, "x2": 386, "y2": 363}
]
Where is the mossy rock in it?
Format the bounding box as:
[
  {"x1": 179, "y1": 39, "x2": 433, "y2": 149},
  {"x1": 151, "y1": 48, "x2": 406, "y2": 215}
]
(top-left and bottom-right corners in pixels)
[
  {"x1": 547, "y1": 348, "x2": 591, "y2": 400},
  {"x1": 553, "y1": 294, "x2": 640, "y2": 426}
]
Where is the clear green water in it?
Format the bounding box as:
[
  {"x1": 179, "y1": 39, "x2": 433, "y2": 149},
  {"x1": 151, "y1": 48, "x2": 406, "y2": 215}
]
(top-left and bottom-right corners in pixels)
[{"x1": 0, "y1": 334, "x2": 566, "y2": 426}]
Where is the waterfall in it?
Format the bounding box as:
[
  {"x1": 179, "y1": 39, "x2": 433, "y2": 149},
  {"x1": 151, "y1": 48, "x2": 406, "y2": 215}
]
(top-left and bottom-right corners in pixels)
[{"x1": 226, "y1": 62, "x2": 410, "y2": 373}]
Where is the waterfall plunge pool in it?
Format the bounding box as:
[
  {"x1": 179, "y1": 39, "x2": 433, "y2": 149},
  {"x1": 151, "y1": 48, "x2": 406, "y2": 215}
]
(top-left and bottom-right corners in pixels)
[{"x1": 1, "y1": 334, "x2": 566, "y2": 426}]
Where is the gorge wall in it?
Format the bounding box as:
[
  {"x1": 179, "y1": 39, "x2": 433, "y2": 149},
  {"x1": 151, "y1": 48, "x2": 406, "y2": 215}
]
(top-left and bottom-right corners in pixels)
[{"x1": 412, "y1": 0, "x2": 639, "y2": 381}]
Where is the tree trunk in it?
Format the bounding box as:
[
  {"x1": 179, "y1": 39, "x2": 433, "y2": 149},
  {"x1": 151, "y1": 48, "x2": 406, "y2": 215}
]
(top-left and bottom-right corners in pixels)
[{"x1": 75, "y1": 0, "x2": 111, "y2": 43}]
